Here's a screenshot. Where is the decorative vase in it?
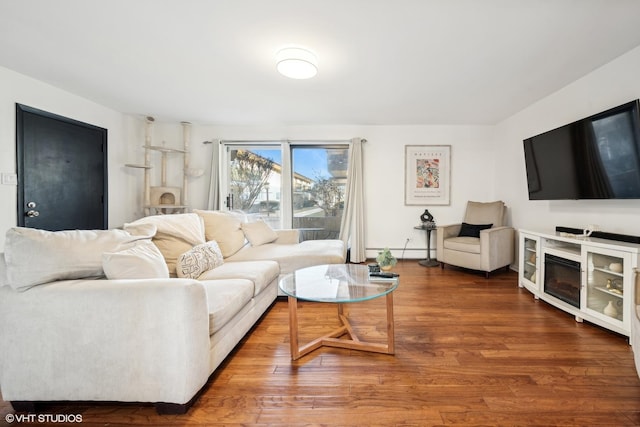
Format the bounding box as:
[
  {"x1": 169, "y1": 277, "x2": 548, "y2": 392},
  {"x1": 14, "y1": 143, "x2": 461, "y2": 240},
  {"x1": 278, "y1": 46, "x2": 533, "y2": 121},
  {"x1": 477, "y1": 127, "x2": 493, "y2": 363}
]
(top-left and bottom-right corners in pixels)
[
  {"x1": 604, "y1": 300, "x2": 618, "y2": 318},
  {"x1": 609, "y1": 262, "x2": 623, "y2": 273},
  {"x1": 380, "y1": 265, "x2": 393, "y2": 271}
]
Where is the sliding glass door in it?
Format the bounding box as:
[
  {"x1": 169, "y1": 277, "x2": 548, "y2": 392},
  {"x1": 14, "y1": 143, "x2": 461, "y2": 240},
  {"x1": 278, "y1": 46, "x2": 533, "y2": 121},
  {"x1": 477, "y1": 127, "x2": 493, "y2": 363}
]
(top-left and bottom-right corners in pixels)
[
  {"x1": 291, "y1": 146, "x2": 348, "y2": 240},
  {"x1": 221, "y1": 142, "x2": 349, "y2": 240}
]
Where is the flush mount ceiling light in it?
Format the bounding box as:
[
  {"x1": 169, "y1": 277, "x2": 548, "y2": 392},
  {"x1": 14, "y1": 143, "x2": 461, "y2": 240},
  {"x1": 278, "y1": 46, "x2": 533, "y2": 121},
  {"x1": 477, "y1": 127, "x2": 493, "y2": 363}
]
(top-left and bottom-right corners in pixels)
[{"x1": 276, "y1": 47, "x2": 318, "y2": 79}]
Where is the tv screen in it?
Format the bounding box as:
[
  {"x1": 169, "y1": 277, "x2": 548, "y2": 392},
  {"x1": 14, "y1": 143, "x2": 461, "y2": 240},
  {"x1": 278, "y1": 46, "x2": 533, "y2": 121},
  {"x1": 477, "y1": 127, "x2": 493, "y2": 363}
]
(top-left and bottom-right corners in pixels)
[{"x1": 523, "y1": 100, "x2": 640, "y2": 200}]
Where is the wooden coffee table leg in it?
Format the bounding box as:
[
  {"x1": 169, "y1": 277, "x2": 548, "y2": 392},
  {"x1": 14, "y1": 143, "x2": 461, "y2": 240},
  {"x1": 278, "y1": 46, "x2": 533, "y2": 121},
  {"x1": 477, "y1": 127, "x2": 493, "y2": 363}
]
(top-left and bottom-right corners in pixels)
[
  {"x1": 386, "y1": 291, "x2": 395, "y2": 354},
  {"x1": 288, "y1": 296, "x2": 300, "y2": 360}
]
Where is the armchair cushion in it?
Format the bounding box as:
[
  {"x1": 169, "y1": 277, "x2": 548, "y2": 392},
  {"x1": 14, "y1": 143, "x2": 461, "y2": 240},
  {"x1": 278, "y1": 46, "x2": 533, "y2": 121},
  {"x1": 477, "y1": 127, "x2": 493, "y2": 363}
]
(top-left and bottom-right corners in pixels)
[
  {"x1": 464, "y1": 201, "x2": 505, "y2": 227},
  {"x1": 458, "y1": 222, "x2": 493, "y2": 238},
  {"x1": 444, "y1": 236, "x2": 482, "y2": 254}
]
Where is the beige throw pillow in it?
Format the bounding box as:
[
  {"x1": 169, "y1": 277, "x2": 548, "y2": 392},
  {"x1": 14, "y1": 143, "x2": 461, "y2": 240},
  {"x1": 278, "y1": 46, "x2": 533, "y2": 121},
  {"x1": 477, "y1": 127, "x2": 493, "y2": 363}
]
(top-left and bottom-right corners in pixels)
[
  {"x1": 176, "y1": 241, "x2": 224, "y2": 279},
  {"x1": 102, "y1": 240, "x2": 169, "y2": 280},
  {"x1": 194, "y1": 210, "x2": 247, "y2": 257},
  {"x1": 124, "y1": 213, "x2": 205, "y2": 275},
  {"x1": 241, "y1": 219, "x2": 278, "y2": 246}
]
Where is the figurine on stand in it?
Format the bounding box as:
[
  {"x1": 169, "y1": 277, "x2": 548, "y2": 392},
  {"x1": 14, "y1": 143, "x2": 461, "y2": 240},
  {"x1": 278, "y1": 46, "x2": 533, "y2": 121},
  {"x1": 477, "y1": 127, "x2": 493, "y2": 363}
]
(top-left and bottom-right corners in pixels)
[
  {"x1": 415, "y1": 209, "x2": 438, "y2": 266},
  {"x1": 420, "y1": 209, "x2": 436, "y2": 229}
]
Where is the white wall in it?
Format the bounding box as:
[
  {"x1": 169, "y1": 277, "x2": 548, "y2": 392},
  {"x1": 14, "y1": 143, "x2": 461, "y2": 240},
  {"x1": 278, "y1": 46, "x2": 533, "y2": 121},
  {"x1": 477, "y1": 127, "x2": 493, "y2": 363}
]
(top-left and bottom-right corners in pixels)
[
  {"x1": 0, "y1": 66, "x2": 140, "y2": 251},
  {"x1": 495, "y1": 45, "x2": 640, "y2": 238},
  {"x1": 149, "y1": 122, "x2": 497, "y2": 259},
  {"x1": 5, "y1": 44, "x2": 639, "y2": 259}
]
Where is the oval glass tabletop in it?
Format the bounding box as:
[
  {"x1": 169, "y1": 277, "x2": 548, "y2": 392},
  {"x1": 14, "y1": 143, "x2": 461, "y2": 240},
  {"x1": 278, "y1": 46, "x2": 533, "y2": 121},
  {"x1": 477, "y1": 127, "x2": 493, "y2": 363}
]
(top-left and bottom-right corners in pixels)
[{"x1": 278, "y1": 264, "x2": 398, "y2": 303}]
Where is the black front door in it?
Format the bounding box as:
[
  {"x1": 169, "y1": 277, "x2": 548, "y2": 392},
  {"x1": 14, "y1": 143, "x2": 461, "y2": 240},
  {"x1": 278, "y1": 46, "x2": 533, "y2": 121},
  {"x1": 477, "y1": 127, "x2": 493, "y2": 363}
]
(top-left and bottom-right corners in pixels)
[{"x1": 16, "y1": 104, "x2": 108, "y2": 231}]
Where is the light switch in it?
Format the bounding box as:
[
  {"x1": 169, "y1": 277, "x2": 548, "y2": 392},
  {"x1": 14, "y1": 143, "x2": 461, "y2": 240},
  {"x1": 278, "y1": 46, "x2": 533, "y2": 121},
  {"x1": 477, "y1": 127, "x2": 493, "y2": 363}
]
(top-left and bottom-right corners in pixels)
[{"x1": 1, "y1": 173, "x2": 18, "y2": 185}]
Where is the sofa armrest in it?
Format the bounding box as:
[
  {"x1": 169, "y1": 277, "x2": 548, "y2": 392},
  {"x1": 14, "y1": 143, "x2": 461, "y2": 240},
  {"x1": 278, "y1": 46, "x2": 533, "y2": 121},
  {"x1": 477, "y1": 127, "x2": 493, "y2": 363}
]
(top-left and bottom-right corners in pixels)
[
  {"x1": 0, "y1": 278, "x2": 210, "y2": 405},
  {"x1": 274, "y1": 229, "x2": 300, "y2": 244},
  {"x1": 479, "y1": 226, "x2": 515, "y2": 271}
]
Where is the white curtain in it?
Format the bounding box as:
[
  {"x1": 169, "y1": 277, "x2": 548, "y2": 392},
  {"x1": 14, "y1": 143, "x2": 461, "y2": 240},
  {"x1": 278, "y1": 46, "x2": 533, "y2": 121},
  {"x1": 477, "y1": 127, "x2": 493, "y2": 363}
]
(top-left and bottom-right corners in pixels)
[
  {"x1": 339, "y1": 137, "x2": 365, "y2": 263},
  {"x1": 280, "y1": 141, "x2": 293, "y2": 229},
  {"x1": 206, "y1": 139, "x2": 221, "y2": 210}
]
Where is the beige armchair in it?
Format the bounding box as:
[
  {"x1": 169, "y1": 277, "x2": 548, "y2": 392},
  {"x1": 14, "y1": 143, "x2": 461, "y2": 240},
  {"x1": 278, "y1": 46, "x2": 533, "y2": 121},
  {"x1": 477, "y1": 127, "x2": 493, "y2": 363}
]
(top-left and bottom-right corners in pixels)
[{"x1": 436, "y1": 201, "x2": 515, "y2": 277}]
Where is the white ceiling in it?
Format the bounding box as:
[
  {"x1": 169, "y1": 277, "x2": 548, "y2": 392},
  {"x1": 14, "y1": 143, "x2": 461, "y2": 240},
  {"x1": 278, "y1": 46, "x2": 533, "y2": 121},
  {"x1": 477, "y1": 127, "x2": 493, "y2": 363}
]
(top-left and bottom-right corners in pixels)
[{"x1": 2, "y1": 0, "x2": 640, "y2": 126}]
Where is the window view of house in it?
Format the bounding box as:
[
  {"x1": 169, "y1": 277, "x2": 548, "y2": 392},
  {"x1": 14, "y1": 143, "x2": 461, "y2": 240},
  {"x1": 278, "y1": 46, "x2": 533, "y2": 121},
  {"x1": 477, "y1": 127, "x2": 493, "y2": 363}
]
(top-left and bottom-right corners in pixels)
[{"x1": 226, "y1": 145, "x2": 349, "y2": 240}]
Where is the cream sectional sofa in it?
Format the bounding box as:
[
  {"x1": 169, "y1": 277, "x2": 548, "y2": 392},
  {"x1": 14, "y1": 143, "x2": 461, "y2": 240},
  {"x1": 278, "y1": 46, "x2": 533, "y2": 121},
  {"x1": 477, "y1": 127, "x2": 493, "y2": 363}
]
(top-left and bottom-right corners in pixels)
[{"x1": 0, "y1": 210, "x2": 345, "y2": 413}]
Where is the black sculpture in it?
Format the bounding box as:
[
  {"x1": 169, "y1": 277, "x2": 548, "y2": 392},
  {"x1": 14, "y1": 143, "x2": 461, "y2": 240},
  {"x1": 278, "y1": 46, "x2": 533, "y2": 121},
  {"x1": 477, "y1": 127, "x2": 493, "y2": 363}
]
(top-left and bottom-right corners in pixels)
[{"x1": 420, "y1": 209, "x2": 434, "y2": 223}]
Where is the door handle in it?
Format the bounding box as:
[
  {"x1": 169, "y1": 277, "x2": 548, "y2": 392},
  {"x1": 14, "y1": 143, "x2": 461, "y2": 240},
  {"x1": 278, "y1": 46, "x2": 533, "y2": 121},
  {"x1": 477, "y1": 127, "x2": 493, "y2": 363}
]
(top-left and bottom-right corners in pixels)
[{"x1": 26, "y1": 210, "x2": 39, "y2": 217}]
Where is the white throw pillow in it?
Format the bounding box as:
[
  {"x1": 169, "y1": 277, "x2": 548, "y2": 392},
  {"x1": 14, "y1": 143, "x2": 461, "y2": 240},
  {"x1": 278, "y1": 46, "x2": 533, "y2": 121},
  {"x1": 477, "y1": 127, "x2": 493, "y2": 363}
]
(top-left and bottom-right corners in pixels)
[
  {"x1": 102, "y1": 240, "x2": 169, "y2": 280},
  {"x1": 124, "y1": 213, "x2": 205, "y2": 276},
  {"x1": 176, "y1": 241, "x2": 224, "y2": 279},
  {"x1": 241, "y1": 219, "x2": 278, "y2": 246},
  {"x1": 4, "y1": 227, "x2": 153, "y2": 290},
  {"x1": 194, "y1": 210, "x2": 247, "y2": 257}
]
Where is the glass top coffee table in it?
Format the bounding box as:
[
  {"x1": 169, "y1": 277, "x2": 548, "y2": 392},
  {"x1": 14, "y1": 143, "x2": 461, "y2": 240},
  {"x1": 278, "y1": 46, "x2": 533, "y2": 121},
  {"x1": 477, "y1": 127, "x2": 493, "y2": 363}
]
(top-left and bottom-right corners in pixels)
[{"x1": 279, "y1": 264, "x2": 398, "y2": 360}]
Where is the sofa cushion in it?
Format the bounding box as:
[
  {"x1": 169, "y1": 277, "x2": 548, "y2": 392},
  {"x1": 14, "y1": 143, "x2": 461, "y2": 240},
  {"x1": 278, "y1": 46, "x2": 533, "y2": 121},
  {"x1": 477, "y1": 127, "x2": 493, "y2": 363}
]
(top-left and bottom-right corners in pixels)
[
  {"x1": 200, "y1": 279, "x2": 254, "y2": 334},
  {"x1": 226, "y1": 239, "x2": 345, "y2": 275},
  {"x1": 194, "y1": 210, "x2": 247, "y2": 258},
  {"x1": 197, "y1": 260, "x2": 279, "y2": 296},
  {"x1": 4, "y1": 227, "x2": 155, "y2": 290},
  {"x1": 176, "y1": 241, "x2": 224, "y2": 279},
  {"x1": 458, "y1": 222, "x2": 493, "y2": 238},
  {"x1": 241, "y1": 219, "x2": 278, "y2": 246},
  {"x1": 125, "y1": 213, "x2": 205, "y2": 276},
  {"x1": 102, "y1": 240, "x2": 170, "y2": 280},
  {"x1": 443, "y1": 236, "x2": 481, "y2": 254}
]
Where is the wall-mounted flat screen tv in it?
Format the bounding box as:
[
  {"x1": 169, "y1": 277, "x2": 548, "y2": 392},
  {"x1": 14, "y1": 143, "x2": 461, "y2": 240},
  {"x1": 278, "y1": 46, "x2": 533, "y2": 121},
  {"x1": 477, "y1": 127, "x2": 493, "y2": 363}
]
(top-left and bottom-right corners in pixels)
[{"x1": 523, "y1": 99, "x2": 640, "y2": 200}]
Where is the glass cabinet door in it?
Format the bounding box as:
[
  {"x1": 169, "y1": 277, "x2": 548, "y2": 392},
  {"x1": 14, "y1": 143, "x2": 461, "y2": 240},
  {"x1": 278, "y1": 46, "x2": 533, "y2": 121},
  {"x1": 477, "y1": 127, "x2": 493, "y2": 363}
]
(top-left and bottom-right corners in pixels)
[
  {"x1": 519, "y1": 234, "x2": 540, "y2": 294},
  {"x1": 583, "y1": 246, "x2": 629, "y2": 327}
]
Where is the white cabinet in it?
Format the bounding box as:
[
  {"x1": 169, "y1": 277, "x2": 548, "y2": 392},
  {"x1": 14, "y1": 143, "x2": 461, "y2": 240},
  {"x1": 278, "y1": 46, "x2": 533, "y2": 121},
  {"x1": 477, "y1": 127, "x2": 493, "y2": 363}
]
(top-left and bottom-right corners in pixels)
[{"x1": 519, "y1": 229, "x2": 640, "y2": 337}]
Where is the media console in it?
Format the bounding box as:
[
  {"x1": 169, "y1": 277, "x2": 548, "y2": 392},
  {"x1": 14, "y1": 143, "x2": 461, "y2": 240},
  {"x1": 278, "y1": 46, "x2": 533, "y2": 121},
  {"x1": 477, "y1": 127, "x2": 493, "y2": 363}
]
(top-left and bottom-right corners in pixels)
[{"x1": 518, "y1": 229, "x2": 640, "y2": 337}]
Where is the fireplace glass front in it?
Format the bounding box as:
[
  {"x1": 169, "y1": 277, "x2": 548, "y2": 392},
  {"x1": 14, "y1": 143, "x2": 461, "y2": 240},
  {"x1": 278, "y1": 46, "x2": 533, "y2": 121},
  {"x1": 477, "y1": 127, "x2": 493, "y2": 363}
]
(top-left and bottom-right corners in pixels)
[{"x1": 544, "y1": 253, "x2": 581, "y2": 308}]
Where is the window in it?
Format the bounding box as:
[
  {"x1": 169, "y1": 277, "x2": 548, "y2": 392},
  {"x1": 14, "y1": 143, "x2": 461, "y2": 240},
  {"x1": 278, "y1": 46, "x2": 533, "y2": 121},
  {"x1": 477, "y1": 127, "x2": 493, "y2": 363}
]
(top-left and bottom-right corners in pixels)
[{"x1": 222, "y1": 142, "x2": 349, "y2": 240}]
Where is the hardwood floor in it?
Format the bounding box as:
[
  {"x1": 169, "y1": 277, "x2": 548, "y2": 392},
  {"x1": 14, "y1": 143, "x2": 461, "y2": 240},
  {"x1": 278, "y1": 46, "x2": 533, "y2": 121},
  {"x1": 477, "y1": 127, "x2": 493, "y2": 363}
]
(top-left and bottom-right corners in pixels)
[{"x1": 2, "y1": 260, "x2": 640, "y2": 426}]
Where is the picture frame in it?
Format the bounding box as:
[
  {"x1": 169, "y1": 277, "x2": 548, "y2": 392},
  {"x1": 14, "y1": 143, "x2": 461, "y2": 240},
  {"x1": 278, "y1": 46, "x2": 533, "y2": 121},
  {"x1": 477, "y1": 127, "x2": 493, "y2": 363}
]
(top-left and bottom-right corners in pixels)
[{"x1": 404, "y1": 145, "x2": 451, "y2": 205}]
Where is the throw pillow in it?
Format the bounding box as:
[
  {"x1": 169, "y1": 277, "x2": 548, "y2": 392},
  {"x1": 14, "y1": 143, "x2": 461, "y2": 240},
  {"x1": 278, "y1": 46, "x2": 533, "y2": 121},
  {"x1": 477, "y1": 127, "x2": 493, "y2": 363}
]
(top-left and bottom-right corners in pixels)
[
  {"x1": 176, "y1": 241, "x2": 224, "y2": 279},
  {"x1": 194, "y1": 210, "x2": 247, "y2": 257},
  {"x1": 458, "y1": 222, "x2": 493, "y2": 238},
  {"x1": 4, "y1": 227, "x2": 152, "y2": 290},
  {"x1": 102, "y1": 240, "x2": 169, "y2": 280},
  {"x1": 241, "y1": 219, "x2": 278, "y2": 246},
  {"x1": 124, "y1": 213, "x2": 206, "y2": 276}
]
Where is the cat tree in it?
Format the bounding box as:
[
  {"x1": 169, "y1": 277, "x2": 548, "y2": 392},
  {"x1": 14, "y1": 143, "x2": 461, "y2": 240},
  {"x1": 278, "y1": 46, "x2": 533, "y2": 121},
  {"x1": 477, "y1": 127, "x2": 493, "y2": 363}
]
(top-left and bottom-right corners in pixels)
[{"x1": 126, "y1": 117, "x2": 192, "y2": 215}]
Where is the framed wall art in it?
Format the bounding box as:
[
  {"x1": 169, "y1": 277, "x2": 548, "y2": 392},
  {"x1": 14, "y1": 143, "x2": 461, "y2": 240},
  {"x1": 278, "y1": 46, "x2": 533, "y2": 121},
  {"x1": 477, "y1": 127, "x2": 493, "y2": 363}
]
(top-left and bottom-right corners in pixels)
[{"x1": 404, "y1": 145, "x2": 451, "y2": 205}]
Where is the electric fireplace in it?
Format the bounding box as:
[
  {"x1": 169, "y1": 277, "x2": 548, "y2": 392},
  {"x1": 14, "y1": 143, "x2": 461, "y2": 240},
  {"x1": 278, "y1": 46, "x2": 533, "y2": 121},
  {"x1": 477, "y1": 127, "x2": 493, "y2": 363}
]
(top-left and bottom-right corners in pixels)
[{"x1": 544, "y1": 254, "x2": 581, "y2": 308}]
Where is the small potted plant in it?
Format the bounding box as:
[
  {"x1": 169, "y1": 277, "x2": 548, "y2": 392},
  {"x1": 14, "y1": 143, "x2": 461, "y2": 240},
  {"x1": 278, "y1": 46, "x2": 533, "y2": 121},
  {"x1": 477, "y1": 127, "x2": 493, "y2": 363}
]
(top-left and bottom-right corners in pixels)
[{"x1": 376, "y1": 247, "x2": 397, "y2": 271}]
